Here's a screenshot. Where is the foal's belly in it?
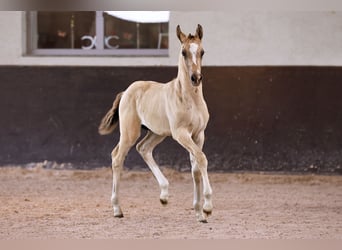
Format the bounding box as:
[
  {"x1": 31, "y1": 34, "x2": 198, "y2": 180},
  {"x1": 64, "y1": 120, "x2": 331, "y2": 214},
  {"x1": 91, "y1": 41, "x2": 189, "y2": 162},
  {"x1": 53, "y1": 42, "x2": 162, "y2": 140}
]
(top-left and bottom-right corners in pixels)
[
  {"x1": 140, "y1": 114, "x2": 171, "y2": 136},
  {"x1": 137, "y1": 99, "x2": 171, "y2": 136}
]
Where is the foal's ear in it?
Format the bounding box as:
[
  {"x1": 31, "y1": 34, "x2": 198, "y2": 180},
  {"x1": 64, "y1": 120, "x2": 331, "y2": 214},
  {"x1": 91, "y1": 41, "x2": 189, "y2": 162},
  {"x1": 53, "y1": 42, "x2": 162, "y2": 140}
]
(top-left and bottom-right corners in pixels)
[
  {"x1": 176, "y1": 25, "x2": 186, "y2": 43},
  {"x1": 195, "y1": 24, "x2": 203, "y2": 40}
]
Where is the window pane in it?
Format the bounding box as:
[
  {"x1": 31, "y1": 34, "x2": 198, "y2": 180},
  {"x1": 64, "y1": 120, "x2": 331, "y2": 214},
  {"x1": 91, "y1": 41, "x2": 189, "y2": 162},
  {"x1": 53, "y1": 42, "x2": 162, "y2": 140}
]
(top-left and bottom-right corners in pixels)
[
  {"x1": 37, "y1": 11, "x2": 95, "y2": 49},
  {"x1": 103, "y1": 11, "x2": 169, "y2": 49},
  {"x1": 29, "y1": 11, "x2": 169, "y2": 56}
]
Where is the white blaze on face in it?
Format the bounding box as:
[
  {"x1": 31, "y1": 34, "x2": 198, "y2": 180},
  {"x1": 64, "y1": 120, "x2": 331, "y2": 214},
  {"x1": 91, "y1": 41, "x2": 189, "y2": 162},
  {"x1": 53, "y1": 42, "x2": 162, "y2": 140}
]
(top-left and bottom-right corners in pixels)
[{"x1": 189, "y1": 43, "x2": 199, "y2": 65}]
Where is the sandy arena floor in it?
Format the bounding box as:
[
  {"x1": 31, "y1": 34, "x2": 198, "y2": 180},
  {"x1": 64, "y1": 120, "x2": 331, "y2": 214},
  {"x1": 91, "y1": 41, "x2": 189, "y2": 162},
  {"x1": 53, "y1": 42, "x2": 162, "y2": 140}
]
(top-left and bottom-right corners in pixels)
[{"x1": 0, "y1": 165, "x2": 341, "y2": 239}]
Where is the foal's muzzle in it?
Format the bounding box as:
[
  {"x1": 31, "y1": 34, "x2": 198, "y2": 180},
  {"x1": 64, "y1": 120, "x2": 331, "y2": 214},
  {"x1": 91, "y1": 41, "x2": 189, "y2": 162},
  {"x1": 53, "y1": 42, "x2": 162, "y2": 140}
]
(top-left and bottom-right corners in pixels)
[{"x1": 191, "y1": 73, "x2": 203, "y2": 86}]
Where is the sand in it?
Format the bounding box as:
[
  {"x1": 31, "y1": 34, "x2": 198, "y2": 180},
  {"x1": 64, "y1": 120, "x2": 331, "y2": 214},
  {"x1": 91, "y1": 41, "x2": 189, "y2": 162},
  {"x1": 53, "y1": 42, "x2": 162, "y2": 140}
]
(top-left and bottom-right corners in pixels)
[{"x1": 0, "y1": 165, "x2": 341, "y2": 239}]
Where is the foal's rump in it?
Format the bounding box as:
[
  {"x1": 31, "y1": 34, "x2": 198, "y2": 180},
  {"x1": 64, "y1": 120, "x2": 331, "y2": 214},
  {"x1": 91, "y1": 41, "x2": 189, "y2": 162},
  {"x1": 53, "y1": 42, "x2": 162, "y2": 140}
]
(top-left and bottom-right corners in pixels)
[{"x1": 98, "y1": 80, "x2": 171, "y2": 137}]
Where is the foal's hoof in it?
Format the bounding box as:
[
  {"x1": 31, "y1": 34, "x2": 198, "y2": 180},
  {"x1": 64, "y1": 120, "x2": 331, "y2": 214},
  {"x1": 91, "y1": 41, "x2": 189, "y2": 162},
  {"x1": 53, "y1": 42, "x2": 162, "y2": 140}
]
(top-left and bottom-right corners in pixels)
[
  {"x1": 113, "y1": 207, "x2": 123, "y2": 218},
  {"x1": 160, "y1": 198, "x2": 168, "y2": 205},
  {"x1": 199, "y1": 218, "x2": 208, "y2": 223},
  {"x1": 203, "y1": 209, "x2": 212, "y2": 216},
  {"x1": 197, "y1": 209, "x2": 212, "y2": 223},
  {"x1": 196, "y1": 212, "x2": 208, "y2": 223},
  {"x1": 197, "y1": 214, "x2": 208, "y2": 223}
]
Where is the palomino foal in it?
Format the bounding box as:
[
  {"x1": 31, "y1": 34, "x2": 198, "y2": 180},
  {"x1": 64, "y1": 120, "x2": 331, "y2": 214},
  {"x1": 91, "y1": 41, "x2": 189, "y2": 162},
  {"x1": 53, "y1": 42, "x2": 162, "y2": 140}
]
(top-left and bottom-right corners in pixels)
[{"x1": 99, "y1": 24, "x2": 213, "y2": 222}]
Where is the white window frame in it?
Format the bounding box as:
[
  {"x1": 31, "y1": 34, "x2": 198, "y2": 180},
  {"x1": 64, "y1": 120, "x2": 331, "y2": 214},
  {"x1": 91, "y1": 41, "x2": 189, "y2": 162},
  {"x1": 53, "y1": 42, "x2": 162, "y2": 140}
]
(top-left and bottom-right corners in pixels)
[{"x1": 26, "y1": 11, "x2": 169, "y2": 57}]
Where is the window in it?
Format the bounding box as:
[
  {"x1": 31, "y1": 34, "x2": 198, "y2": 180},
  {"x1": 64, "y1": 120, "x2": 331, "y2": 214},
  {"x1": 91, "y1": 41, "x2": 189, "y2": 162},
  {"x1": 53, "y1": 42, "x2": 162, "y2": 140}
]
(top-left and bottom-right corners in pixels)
[{"x1": 27, "y1": 11, "x2": 169, "y2": 56}]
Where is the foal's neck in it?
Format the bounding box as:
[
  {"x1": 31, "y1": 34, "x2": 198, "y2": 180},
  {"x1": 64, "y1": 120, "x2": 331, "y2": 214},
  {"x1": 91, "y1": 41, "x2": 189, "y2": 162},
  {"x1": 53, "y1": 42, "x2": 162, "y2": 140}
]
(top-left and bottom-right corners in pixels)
[{"x1": 176, "y1": 58, "x2": 204, "y2": 99}]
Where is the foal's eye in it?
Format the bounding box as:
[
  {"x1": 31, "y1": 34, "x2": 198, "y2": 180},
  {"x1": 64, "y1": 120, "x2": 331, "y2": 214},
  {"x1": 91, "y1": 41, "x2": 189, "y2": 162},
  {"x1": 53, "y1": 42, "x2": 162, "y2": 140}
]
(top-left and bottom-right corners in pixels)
[
  {"x1": 200, "y1": 50, "x2": 205, "y2": 57},
  {"x1": 182, "y1": 50, "x2": 186, "y2": 57}
]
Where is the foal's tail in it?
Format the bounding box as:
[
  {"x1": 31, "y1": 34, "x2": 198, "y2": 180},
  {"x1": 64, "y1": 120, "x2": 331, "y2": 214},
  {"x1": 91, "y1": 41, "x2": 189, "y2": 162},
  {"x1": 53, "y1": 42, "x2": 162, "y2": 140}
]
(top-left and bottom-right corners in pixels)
[{"x1": 98, "y1": 92, "x2": 124, "y2": 135}]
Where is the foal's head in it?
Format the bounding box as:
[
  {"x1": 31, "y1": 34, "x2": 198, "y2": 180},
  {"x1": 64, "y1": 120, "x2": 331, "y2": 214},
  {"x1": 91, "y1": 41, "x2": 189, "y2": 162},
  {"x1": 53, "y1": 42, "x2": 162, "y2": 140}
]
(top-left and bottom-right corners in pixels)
[{"x1": 177, "y1": 24, "x2": 205, "y2": 87}]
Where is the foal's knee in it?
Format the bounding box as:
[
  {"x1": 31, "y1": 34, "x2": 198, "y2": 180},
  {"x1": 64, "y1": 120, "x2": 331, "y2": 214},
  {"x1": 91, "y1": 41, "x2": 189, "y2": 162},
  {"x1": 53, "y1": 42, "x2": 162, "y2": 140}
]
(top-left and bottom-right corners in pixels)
[
  {"x1": 191, "y1": 166, "x2": 201, "y2": 182},
  {"x1": 195, "y1": 152, "x2": 208, "y2": 168}
]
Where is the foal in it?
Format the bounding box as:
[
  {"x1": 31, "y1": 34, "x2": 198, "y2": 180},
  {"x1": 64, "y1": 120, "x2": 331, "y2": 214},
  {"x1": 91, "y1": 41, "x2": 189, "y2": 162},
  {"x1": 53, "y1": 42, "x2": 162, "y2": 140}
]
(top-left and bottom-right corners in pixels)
[{"x1": 99, "y1": 24, "x2": 213, "y2": 223}]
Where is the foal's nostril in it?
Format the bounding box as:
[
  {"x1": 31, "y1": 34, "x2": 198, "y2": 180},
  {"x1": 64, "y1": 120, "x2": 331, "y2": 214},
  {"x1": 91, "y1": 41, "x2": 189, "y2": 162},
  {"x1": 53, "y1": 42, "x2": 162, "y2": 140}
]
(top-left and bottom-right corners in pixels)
[
  {"x1": 191, "y1": 74, "x2": 202, "y2": 85},
  {"x1": 191, "y1": 74, "x2": 196, "y2": 83}
]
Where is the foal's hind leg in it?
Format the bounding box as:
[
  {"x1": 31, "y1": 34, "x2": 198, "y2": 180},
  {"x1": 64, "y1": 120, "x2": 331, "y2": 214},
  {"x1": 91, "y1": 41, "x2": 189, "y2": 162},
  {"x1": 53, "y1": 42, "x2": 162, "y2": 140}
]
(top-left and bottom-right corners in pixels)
[
  {"x1": 111, "y1": 118, "x2": 141, "y2": 217},
  {"x1": 136, "y1": 131, "x2": 169, "y2": 204},
  {"x1": 111, "y1": 144, "x2": 124, "y2": 217}
]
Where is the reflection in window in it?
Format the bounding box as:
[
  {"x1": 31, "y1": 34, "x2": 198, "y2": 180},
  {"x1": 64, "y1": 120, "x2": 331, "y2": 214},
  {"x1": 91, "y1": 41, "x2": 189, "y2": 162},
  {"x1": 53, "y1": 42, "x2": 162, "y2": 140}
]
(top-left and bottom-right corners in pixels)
[
  {"x1": 37, "y1": 12, "x2": 95, "y2": 49},
  {"x1": 104, "y1": 11, "x2": 169, "y2": 49},
  {"x1": 29, "y1": 11, "x2": 169, "y2": 56}
]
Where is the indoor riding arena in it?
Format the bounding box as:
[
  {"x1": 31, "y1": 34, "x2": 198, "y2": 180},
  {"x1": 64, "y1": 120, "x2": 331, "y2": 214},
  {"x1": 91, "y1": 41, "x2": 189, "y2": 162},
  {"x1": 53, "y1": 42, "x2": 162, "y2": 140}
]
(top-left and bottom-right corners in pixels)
[{"x1": 0, "y1": 11, "x2": 341, "y2": 239}]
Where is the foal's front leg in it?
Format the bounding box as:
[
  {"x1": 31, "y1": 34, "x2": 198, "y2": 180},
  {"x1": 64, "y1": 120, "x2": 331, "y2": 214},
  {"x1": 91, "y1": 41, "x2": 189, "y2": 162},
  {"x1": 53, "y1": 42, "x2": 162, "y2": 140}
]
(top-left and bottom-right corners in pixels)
[
  {"x1": 190, "y1": 154, "x2": 202, "y2": 220},
  {"x1": 191, "y1": 132, "x2": 213, "y2": 222},
  {"x1": 173, "y1": 129, "x2": 213, "y2": 222}
]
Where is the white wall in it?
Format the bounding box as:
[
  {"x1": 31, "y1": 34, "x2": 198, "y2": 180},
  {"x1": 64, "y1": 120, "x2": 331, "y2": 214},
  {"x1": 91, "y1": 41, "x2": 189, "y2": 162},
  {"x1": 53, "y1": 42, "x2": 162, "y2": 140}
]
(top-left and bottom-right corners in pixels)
[
  {"x1": 0, "y1": 12, "x2": 24, "y2": 64},
  {"x1": 0, "y1": 11, "x2": 341, "y2": 66}
]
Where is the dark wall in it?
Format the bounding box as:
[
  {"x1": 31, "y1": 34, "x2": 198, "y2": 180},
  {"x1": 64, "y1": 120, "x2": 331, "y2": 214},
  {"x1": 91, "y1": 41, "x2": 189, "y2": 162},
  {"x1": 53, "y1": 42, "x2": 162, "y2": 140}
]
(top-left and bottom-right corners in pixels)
[{"x1": 0, "y1": 66, "x2": 341, "y2": 174}]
